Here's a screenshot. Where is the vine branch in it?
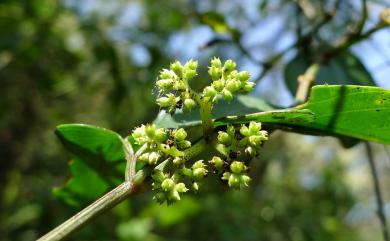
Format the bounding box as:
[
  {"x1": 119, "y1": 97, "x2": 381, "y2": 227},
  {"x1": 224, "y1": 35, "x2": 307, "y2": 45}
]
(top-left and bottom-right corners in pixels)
[{"x1": 365, "y1": 142, "x2": 389, "y2": 241}]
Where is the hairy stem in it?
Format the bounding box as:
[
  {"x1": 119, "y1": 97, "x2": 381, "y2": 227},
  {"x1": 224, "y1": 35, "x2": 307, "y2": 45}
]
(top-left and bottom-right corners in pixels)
[
  {"x1": 199, "y1": 100, "x2": 214, "y2": 138},
  {"x1": 183, "y1": 138, "x2": 207, "y2": 161},
  {"x1": 37, "y1": 170, "x2": 147, "y2": 241}
]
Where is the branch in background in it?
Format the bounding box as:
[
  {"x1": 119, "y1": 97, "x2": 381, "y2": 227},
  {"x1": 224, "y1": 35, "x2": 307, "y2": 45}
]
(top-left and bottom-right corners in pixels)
[
  {"x1": 295, "y1": 63, "x2": 320, "y2": 103},
  {"x1": 365, "y1": 142, "x2": 390, "y2": 241},
  {"x1": 356, "y1": 0, "x2": 368, "y2": 34}
]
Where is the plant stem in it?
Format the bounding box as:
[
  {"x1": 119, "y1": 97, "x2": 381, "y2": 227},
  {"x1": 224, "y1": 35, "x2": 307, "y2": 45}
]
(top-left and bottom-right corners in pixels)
[
  {"x1": 295, "y1": 63, "x2": 320, "y2": 103},
  {"x1": 365, "y1": 142, "x2": 390, "y2": 241},
  {"x1": 38, "y1": 180, "x2": 139, "y2": 241},
  {"x1": 183, "y1": 138, "x2": 206, "y2": 161},
  {"x1": 199, "y1": 100, "x2": 214, "y2": 138}
]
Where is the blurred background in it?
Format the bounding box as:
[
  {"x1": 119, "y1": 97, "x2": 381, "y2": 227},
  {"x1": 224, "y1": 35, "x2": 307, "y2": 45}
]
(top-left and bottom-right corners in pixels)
[{"x1": 1, "y1": 0, "x2": 390, "y2": 240}]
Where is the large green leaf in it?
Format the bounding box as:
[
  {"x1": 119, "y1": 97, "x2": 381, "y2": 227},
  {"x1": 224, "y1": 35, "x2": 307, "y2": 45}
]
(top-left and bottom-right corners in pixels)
[
  {"x1": 284, "y1": 51, "x2": 376, "y2": 95},
  {"x1": 292, "y1": 85, "x2": 390, "y2": 144},
  {"x1": 54, "y1": 124, "x2": 127, "y2": 206},
  {"x1": 221, "y1": 86, "x2": 390, "y2": 144}
]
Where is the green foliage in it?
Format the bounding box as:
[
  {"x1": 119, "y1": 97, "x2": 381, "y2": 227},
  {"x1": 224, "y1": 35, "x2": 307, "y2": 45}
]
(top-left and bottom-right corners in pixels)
[{"x1": 54, "y1": 124, "x2": 127, "y2": 206}]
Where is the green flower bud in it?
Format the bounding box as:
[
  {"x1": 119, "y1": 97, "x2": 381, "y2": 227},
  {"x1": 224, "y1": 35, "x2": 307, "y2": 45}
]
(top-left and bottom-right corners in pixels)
[
  {"x1": 170, "y1": 189, "x2": 181, "y2": 201},
  {"x1": 132, "y1": 125, "x2": 147, "y2": 145},
  {"x1": 222, "y1": 171, "x2": 231, "y2": 181},
  {"x1": 155, "y1": 128, "x2": 167, "y2": 142},
  {"x1": 183, "y1": 98, "x2": 196, "y2": 112},
  {"x1": 156, "y1": 79, "x2": 174, "y2": 91},
  {"x1": 175, "y1": 183, "x2": 188, "y2": 193},
  {"x1": 177, "y1": 140, "x2": 191, "y2": 149},
  {"x1": 161, "y1": 178, "x2": 175, "y2": 191},
  {"x1": 249, "y1": 135, "x2": 262, "y2": 147},
  {"x1": 173, "y1": 157, "x2": 184, "y2": 165},
  {"x1": 227, "y1": 125, "x2": 235, "y2": 136},
  {"x1": 227, "y1": 70, "x2": 238, "y2": 79},
  {"x1": 259, "y1": 130, "x2": 268, "y2": 140},
  {"x1": 240, "y1": 125, "x2": 250, "y2": 136},
  {"x1": 157, "y1": 94, "x2": 176, "y2": 107},
  {"x1": 209, "y1": 156, "x2": 223, "y2": 170},
  {"x1": 208, "y1": 66, "x2": 222, "y2": 80},
  {"x1": 174, "y1": 128, "x2": 187, "y2": 141},
  {"x1": 217, "y1": 131, "x2": 231, "y2": 145},
  {"x1": 228, "y1": 173, "x2": 240, "y2": 187},
  {"x1": 170, "y1": 61, "x2": 183, "y2": 76},
  {"x1": 224, "y1": 59, "x2": 236, "y2": 71},
  {"x1": 243, "y1": 82, "x2": 256, "y2": 92},
  {"x1": 139, "y1": 152, "x2": 150, "y2": 162},
  {"x1": 238, "y1": 71, "x2": 250, "y2": 82},
  {"x1": 245, "y1": 146, "x2": 256, "y2": 156},
  {"x1": 152, "y1": 170, "x2": 166, "y2": 182},
  {"x1": 230, "y1": 161, "x2": 245, "y2": 174},
  {"x1": 184, "y1": 69, "x2": 197, "y2": 79},
  {"x1": 240, "y1": 175, "x2": 251, "y2": 187},
  {"x1": 173, "y1": 80, "x2": 186, "y2": 91},
  {"x1": 148, "y1": 152, "x2": 160, "y2": 165},
  {"x1": 203, "y1": 86, "x2": 217, "y2": 102},
  {"x1": 192, "y1": 182, "x2": 199, "y2": 191},
  {"x1": 193, "y1": 168, "x2": 208, "y2": 179},
  {"x1": 210, "y1": 57, "x2": 222, "y2": 68},
  {"x1": 221, "y1": 89, "x2": 233, "y2": 102},
  {"x1": 226, "y1": 79, "x2": 240, "y2": 92},
  {"x1": 185, "y1": 59, "x2": 198, "y2": 70},
  {"x1": 192, "y1": 160, "x2": 206, "y2": 169},
  {"x1": 160, "y1": 69, "x2": 175, "y2": 79},
  {"x1": 145, "y1": 124, "x2": 156, "y2": 138},
  {"x1": 249, "y1": 121, "x2": 261, "y2": 133},
  {"x1": 212, "y1": 79, "x2": 224, "y2": 92}
]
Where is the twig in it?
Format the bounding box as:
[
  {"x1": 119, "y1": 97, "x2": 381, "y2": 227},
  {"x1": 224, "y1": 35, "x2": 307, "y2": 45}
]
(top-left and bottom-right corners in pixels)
[
  {"x1": 38, "y1": 141, "x2": 148, "y2": 241},
  {"x1": 365, "y1": 142, "x2": 390, "y2": 241},
  {"x1": 295, "y1": 63, "x2": 320, "y2": 103}
]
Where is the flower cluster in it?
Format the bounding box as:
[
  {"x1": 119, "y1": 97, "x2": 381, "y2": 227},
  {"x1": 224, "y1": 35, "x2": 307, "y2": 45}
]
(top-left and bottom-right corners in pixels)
[
  {"x1": 132, "y1": 59, "x2": 268, "y2": 204},
  {"x1": 222, "y1": 161, "x2": 251, "y2": 188},
  {"x1": 132, "y1": 124, "x2": 206, "y2": 203},
  {"x1": 209, "y1": 121, "x2": 268, "y2": 189},
  {"x1": 204, "y1": 58, "x2": 255, "y2": 103},
  {"x1": 152, "y1": 171, "x2": 188, "y2": 204},
  {"x1": 156, "y1": 60, "x2": 198, "y2": 114}
]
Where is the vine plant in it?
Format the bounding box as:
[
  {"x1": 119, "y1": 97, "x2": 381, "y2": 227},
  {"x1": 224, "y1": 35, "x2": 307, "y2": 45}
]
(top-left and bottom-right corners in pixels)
[{"x1": 39, "y1": 58, "x2": 390, "y2": 241}]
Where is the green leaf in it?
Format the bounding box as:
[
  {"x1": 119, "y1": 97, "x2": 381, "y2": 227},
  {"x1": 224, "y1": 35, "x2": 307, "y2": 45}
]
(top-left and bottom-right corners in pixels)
[
  {"x1": 284, "y1": 51, "x2": 376, "y2": 95},
  {"x1": 53, "y1": 158, "x2": 110, "y2": 207},
  {"x1": 293, "y1": 85, "x2": 390, "y2": 144},
  {"x1": 54, "y1": 124, "x2": 127, "y2": 206}
]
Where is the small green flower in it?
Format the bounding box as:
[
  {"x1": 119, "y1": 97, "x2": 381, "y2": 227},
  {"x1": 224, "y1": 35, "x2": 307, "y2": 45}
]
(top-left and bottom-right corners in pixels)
[
  {"x1": 221, "y1": 89, "x2": 233, "y2": 102},
  {"x1": 161, "y1": 178, "x2": 175, "y2": 191},
  {"x1": 203, "y1": 86, "x2": 218, "y2": 102},
  {"x1": 174, "y1": 128, "x2": 187, "y2": 141},
  {"x1": 192, "y1": 160, "x2": 208, "y2": 180},
  {"x1": 224, "y1": 59, "x2": 236, "y2": 71},
  {"x1": 217, "y1": 131, "x2": 231, "y2": 145},
  {"x1": 209, "y1": 156, "x2": 224, "y2": 170},
  {"x1": 210, "y1": 57, "x2": 222, "y2": 68},
  {"x1": 170, "y1": 61, "x2": 183, "y2": 76},
  {"x1": 230, "y1": 161, "x2": 246, "y2": 174}
]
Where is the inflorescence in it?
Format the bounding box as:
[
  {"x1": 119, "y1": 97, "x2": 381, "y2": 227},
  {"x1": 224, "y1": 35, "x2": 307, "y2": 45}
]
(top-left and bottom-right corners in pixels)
[{"x1": 132, "y1": 58, "x2": 268, "y2": 204}]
